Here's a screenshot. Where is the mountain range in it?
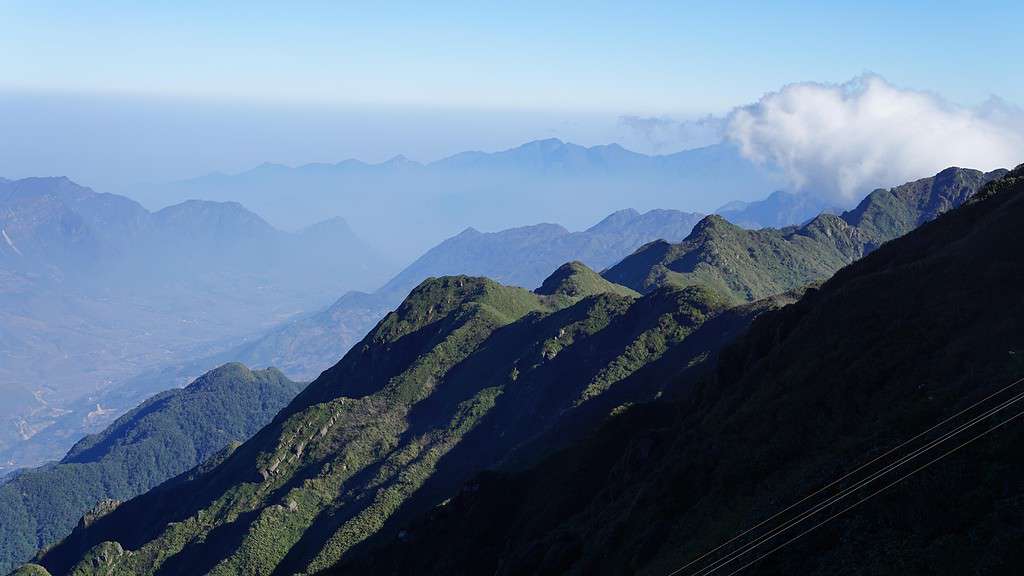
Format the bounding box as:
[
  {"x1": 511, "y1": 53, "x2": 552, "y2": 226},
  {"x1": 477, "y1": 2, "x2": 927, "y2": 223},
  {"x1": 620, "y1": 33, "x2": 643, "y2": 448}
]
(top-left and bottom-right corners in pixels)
[
  {"x1": 0, "y1": 172, "x2": 815, "y2": 474},
  {"x1": 606, "y1": 167, "x2": 1005, "y2": 300},
  {"x1": 223, "y1": 208, "x2": 705, "y2": 381},
  {"x1": 22, "y1": 164, "x2": 1013, "y2": 576},
  {"x1": 337, "y1": 164, "x2": 1024, "y2": 576},
  {"x1": 129, "y1": 140, "x2": 783, "y2": 260},
  {"x1": 0, "y1": 177, "x2": 390, "y2": 470}
]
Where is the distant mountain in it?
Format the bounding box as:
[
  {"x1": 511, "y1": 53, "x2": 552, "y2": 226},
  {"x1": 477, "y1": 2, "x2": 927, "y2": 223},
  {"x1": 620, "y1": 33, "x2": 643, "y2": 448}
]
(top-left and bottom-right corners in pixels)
[
  {"x1": 341, "y1": 165, "x2": 1024, "y2": 576},
  {"x1": 0, "y1": 363, "x2": 302, "y2": 573},
  {"x1": 605, "y1": 167, "x2": 1006, "y2": 300},
  {"x1": 0, "y1": 176, "x2": 391, "y2": 471},
  {"x1": 0, "y1": 177, "x2": 147, "y2": 276},
  {"x1": 28, "y1": 167, "x2": 1011, "y2": 576},
  {"x1": 222, "y1": 208, "x2": 704, "y2": 380},
  {"x1": 379, "y1": 208, "x2": 704, "y2": 298},
  {"x1": 130, "y1": 140, "x2": 781, "y2": 260},
  {"x1": 220, "y1": 168, "x2": 1001, "y2": 386},
  {"x1": 716, "y1": 189, "x2": 838, "y2": 229}
]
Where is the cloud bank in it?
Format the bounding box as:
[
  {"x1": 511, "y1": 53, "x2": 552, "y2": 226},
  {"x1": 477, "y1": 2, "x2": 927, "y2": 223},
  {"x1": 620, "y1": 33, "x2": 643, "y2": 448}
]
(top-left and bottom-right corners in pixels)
[{"x1": 725, "y1": 75, "x2": 1024, "y2": 203}]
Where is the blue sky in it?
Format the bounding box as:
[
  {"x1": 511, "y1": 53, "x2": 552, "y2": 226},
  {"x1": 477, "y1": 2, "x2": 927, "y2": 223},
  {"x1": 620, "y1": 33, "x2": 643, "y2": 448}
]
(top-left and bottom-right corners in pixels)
[
  {"x1": 4, "y1": 0, "x2": 1020, "y2": 111},
  {"x1": 1, "y1": 0, "x2": 1021, "y2": 187}
]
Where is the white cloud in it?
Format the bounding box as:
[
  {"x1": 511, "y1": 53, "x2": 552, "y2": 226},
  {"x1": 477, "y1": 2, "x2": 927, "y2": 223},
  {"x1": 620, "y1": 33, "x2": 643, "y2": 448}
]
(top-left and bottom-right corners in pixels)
[{"x1": 725, "y1": 75, "x2": 1024, "y2": 203}]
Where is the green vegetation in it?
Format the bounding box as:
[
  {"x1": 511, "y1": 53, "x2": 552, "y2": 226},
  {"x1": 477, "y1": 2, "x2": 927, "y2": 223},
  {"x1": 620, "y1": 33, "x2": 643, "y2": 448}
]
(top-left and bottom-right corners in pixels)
[
  {"x1": 0, "y1": 364, "x2": 302, "y2": 573},
  {"x1": 535, "y1": 261, "x2": 640, "y2": 303},
  {"x1": 336, "y1": 165, "x2": 1024, "y2": 575},
  {"x1": 604, "y1": 167, "x2": 1003, "y2": 300},
  {"x1": 33, "y1": 263, "x2": 755, "y2": 576},
  {"x1": 28, "y1": 166, "x2": 1013, "y2": 576},
  {"x1": 7, "y1": 565, "x2": 51, "y2": 576}
]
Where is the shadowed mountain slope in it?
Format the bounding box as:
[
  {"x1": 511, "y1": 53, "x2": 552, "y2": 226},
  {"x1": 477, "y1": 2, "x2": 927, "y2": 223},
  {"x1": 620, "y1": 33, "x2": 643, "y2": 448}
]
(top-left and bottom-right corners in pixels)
[{"x1": 336, "y1": 165, "x2": 1024, "y2": 576}]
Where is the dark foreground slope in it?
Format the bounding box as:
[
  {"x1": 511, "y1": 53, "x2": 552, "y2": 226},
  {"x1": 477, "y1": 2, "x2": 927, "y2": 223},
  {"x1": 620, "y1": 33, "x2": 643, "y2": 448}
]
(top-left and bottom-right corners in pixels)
[
  {"x1": 0, "y1": 364, "x2": 301, "y2": 573},
  {"x1": 605, "y1": 167, "x2": 1004, "y2": 301},
  {"x1": 343, "y1": 166, "x2": 1024, "y2": 575},
  {"x1": 33, "y1": 260, "x2": 786, "y2": 576}
]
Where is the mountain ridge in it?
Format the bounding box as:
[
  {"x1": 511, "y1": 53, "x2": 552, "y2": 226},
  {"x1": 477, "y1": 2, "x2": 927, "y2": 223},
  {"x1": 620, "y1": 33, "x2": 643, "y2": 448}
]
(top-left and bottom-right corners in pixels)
[
  {"x1": 336, "y1": 163, "x2": 1024, "y2": 576},
  {"x1": 219, "y1": 207, "x2": 705, "y2": 381},
  {"x1": 33, "y1": 261, "x2": 748, "y2": 575},
  {"x1": 604, "y1": 167, "x2": 1005, "y2": 300},
  {"x1": 130, "y1": 140, "x2": 781, "y2": 259},
  {"x1": 0, "y1": 363, "x2": 302, "y2": 573}
]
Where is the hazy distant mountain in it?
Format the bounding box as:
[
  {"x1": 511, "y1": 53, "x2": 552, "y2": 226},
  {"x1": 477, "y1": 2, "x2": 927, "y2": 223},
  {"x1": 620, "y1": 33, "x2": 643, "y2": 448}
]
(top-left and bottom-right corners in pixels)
[
  {"x1": 222, "y1": 208, "x2": 704, "y2": 380},
  {"x1": 715, "y1": 189, "x2": 838, "y2": 229},
  {"x1": 131, "y1": 140, "x2": 781, "y2": 260},
  {"x1": 0, "y1": 177, "x2": 392, "y2": 471},
  {"x1": 0, "y1": 177, "x2": 147, "y2": 276},
  {"x1": 379, "y1": 208, "x2": 703, "y2": 297}
]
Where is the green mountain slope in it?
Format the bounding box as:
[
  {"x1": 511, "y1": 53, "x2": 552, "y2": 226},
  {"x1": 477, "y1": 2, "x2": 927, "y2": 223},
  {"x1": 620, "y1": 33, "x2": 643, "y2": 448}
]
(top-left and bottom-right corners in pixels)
[
  {"x1": 223, "y1": 208, "x2": 703, "y2": 382},
  {"x1": 27, "y1": 167, "x2": 1012, "y2": 576},
  {"x1": 344, "y1": 165, "x2": 1024, "y2": 575},
  {"x1": 0, "y1": 364, "x2": 302, "y2": 573},
  {"x1": 34, "y1": 261, "x2": 772, "y2": 576},
  {"x1": 604, "y1": 167, "x2": 1005, "y2": 301}
]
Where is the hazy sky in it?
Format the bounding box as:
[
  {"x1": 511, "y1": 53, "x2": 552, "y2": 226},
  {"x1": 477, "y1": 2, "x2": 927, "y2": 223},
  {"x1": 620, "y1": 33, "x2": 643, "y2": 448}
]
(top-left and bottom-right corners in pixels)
[{"x1": 1, "y1": 0, "x2": 1021, "y2": 189}]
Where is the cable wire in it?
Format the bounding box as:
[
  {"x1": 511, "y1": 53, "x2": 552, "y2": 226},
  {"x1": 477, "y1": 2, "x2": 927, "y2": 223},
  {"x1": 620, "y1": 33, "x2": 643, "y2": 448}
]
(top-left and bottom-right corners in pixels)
[
  {"x1": 720, "y1": 406, "x2": 1024, "y2": 576},
  {"x1": 689, "y1": 386, "x2": 1024, "y2": 576},
  {"x1": 668, "y1": 376, "x2": 1024, "y2": 576}
]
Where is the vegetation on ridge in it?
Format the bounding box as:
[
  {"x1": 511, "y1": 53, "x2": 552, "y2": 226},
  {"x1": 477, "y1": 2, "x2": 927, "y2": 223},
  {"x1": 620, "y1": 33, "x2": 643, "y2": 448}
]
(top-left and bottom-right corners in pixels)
[
  {"x1": 35, "y1": 264, "x2": 751, "y2": 576},
  {"x1": 334, "y1": 165, "x2": 1024, "y2": 576},
  {"x1": 0, "y1": 364, "x2": 301, "y2": 573},
  {"x1": 23, "y1": 166, "x2": 1014, "y2": 576},
  {"x1": 603, "y1": 167, "x2": 1004, "y2": 301}
]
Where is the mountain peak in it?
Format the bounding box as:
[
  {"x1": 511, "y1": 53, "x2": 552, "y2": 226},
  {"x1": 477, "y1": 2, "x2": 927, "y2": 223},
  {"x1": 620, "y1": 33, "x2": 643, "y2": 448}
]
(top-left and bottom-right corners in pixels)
[
  {"x1": 455, "y1": 226, "x2": 481, "y2": 237},
  {"x1": 586, "y1": 208, "x2": 641, "y2": 233},
  {"x1": 511, "y1": 138, "x2": 568, "y2": 154},
  {"x1": 381, "y1": 154, "x2": 420, "y2": 168},
  {"x1": 536, "y1": 261, "x2": 638, "y2": 300},
  {"x1": 689, "y1": 214, "x2": 737, "y2": 236}
]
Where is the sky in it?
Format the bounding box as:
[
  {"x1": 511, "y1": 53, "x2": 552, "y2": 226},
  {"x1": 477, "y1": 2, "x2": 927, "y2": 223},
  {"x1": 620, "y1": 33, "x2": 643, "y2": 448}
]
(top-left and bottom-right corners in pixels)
[{"x1": 1, "y1": 0, "x2": 1022, "y2": 189}]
